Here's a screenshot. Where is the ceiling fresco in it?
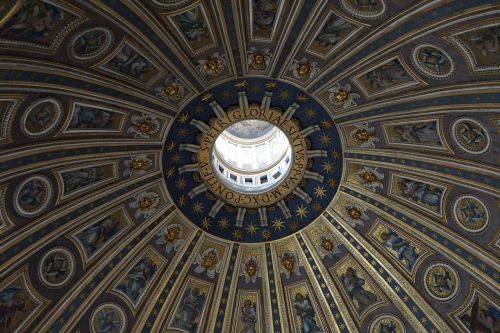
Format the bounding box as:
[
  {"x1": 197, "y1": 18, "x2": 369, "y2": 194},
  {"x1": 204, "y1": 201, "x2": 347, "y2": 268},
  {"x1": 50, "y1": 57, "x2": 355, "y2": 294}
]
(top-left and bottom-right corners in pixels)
[{"x1": 0, "y1": 0, "x2": 498, "y2": 333}]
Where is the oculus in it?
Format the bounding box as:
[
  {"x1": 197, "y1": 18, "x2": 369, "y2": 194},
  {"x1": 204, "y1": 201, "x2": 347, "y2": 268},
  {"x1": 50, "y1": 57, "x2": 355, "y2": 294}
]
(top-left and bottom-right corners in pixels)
[{"x1": 213, "y1": 119, "x2": 292, "y2": 194}]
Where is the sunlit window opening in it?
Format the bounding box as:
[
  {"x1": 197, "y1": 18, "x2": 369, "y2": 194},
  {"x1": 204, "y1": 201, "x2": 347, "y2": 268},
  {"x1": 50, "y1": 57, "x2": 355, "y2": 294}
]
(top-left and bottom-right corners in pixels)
[{"x1": 213, "y1": 120, "x2": 292, "y2": 193}]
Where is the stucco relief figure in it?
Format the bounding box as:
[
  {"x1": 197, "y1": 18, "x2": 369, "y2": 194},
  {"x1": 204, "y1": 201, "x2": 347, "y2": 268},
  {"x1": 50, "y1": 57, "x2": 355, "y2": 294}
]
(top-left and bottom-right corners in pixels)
[
  {"x1": 341, "y1": 267, "x2": 378, "y2": 313},
  {"x1": 293, "y1": 293, "x2": 323, "y2": 333},
  {"x1": 171, "y1": 288, "x2": 207, "y2": 333},
  {"x1": 379, "y1": 230, "x2": 419, "y2": 270},
  {"x1": 1, "y1": 1, "x2": 65, "y2": 43},
  {"x1": 116, "y1": 255, "x2": 158, "y2": 304},
  {"x1": 239, "y1": 300, "x2": 257, "y2": 333}
]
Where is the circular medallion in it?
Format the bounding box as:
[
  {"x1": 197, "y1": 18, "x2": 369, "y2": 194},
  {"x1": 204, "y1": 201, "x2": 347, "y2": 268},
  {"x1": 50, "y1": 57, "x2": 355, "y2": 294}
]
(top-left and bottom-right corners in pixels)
[
  {"x1": 14, "y1": 175, "x2": 52, "y2": 217},
  {"x1": 453, "y1": 195, "x2": 489, "y2": 233},
  {"x1": 90, "y1": 303, "x2": 127, "y2": 333},
  {"x1": 452, "y1": 118, "x2": 490, "y2": 154},
  {"x1": 369, "y1": 314, "x2": 406, "y2": 333},
  {"x1": 341, "y1": 0, "x2": 386, "y2": 19},
  {"x1": 424, "y1": 263, "x2": 459, "y2": 301},
  {"x1": 69, "y1": 27, "x2": 114, "y2": 61},
  {"x1": 38, "y1": 247, "x2": 75, "y2": 288},
  {"x1": 412, "y1": 44, "x2": 455, "y2": 79},
  {"x1": 21, "y1": 98, "x2": 62, "y2": 138},
  {"x1": 163, "y1": 78, "x2": 343, "y2": 242},
  {"x1": 151, "y1": 0, "x2": 192, "y2": 7}
]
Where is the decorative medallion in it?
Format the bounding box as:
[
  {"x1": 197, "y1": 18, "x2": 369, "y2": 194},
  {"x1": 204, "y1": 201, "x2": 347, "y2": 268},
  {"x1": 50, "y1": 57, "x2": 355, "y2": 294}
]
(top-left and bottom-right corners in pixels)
[
  {"x1": 328, "y1": 83, "x2": 360, "y2": 109},
  {"x1": 193, "y1": 247, "x2": 222, "y2": 278},
  {"x1": 21, "y1": 98, "x2": 62, "y2": 138},
  {"x1": 69, "y1": 27, "x2": 114, "y2": 61},
  {"x1": 452, "y1": 118, "x2": 490, "y2": 154},
  {"x1": 90, "y1": 303, "x2": 127, "y2": 333},
  {"x1": 14, "y1": 175, "x2": 52, "y2": 217},
  {"x1": 423, "y1": 263, "x2": 459, "y2": 301},
  {"x1": 411, "y1": 44, "x2": 455, "y2": 79},
  {"x1": 163, "y1": 78, "x2": 342, "y2": 242},
  {"x1": 38, "y1": 247, "x2": 75, "y2": 288},
  {"x1": 453, "y1": 195, "x2": 489, "y2": 233},
  {"x1": 369, "y1": 314, "x2": 406, "y2": 333},
  {"x1": 156, "y1": 223, "x2": 185, "y2": 253},
  {"x1": 341, "y1": 0, "x2": 386, "y2": 20}
]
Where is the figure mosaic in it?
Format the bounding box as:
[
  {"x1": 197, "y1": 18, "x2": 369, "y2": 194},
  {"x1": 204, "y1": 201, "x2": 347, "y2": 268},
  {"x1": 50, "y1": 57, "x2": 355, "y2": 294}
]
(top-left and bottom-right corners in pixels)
[
  {"x1": 106, "y1": 44, "x2": 157, "y2": 81},
  {"x1": 394, "y1": 177, "x2": 444, "y2": 214},
  {"x1": 193, "y1": 248, "x2": 222, "y2": 278},
  {"x1": 453, "y1": 119, "x2": 490, "y2": 153},
  {"x1": 378, "y1": 229, "x2": 419, "y2": 270},
  {"x1": 116, "y1": 254, "x2": 158, "y2": 305},
  {"x1": 75, "y1": 214, "x2": 123, "y2": 258},
  {"x1": 293, "y1": 293, "x2": 323, "y2": 333},
  {"x1": 340, "y1": 267, "x2": 378, "y2": 313},
  {"x1": 315, "y1": 15, "x2": 351, "y2": 49},
  {"x1": 0, "y1": 275, "x2": 41, "y2": 333},
  {"x1": 69, "y1": 104, "x2": 115, "y2": 130},
  {"x1": 424, "y1": 263, "x2": 459, "y2": 301},
  {"x1": 252, "y1": 0, "x2": 282, "y2": 39},
  {"x1": 361, "y1": 59, "x2": 413, "y2": 94},
  {"x1": 388, "y1": 120, "x2": 442, "y2": 146},
  {"x1": 156, "y1": 223, "x2": 185, "y2": 254},
  {"x1": 1, "y1": 1, "x2": 67, "y2": 44},
  {"x1": 458, "y1": 291, "x2": 500, "y2": 333},
  {"x1": 62, "y1": 166, "x2": 105, "y2": 194},
  {"x1": 171, "y1": 287, "x2": 207, "y2": 333},
  {"x1": 239, "y1": 300, "x2": 257, "y2": 333},
  {"x1": 173, "y1": 5, "x2": 213, "y2": 50},
  {"x1": 470, "y1": 25, "x2": 500, "y2": 60}
]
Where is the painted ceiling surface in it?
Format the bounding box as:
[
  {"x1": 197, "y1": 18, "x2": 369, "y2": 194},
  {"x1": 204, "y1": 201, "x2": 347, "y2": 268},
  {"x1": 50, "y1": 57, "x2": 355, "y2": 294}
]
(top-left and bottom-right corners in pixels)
[{"x1": 0, "y1": 0, "x2": 499, "y2": 333}]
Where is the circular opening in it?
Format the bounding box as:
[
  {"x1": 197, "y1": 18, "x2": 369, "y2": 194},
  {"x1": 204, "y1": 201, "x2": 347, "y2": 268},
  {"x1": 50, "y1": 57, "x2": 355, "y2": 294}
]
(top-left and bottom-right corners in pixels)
[{"x1": 212, "y1": 120, "x2": 293, "y2": 193}]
